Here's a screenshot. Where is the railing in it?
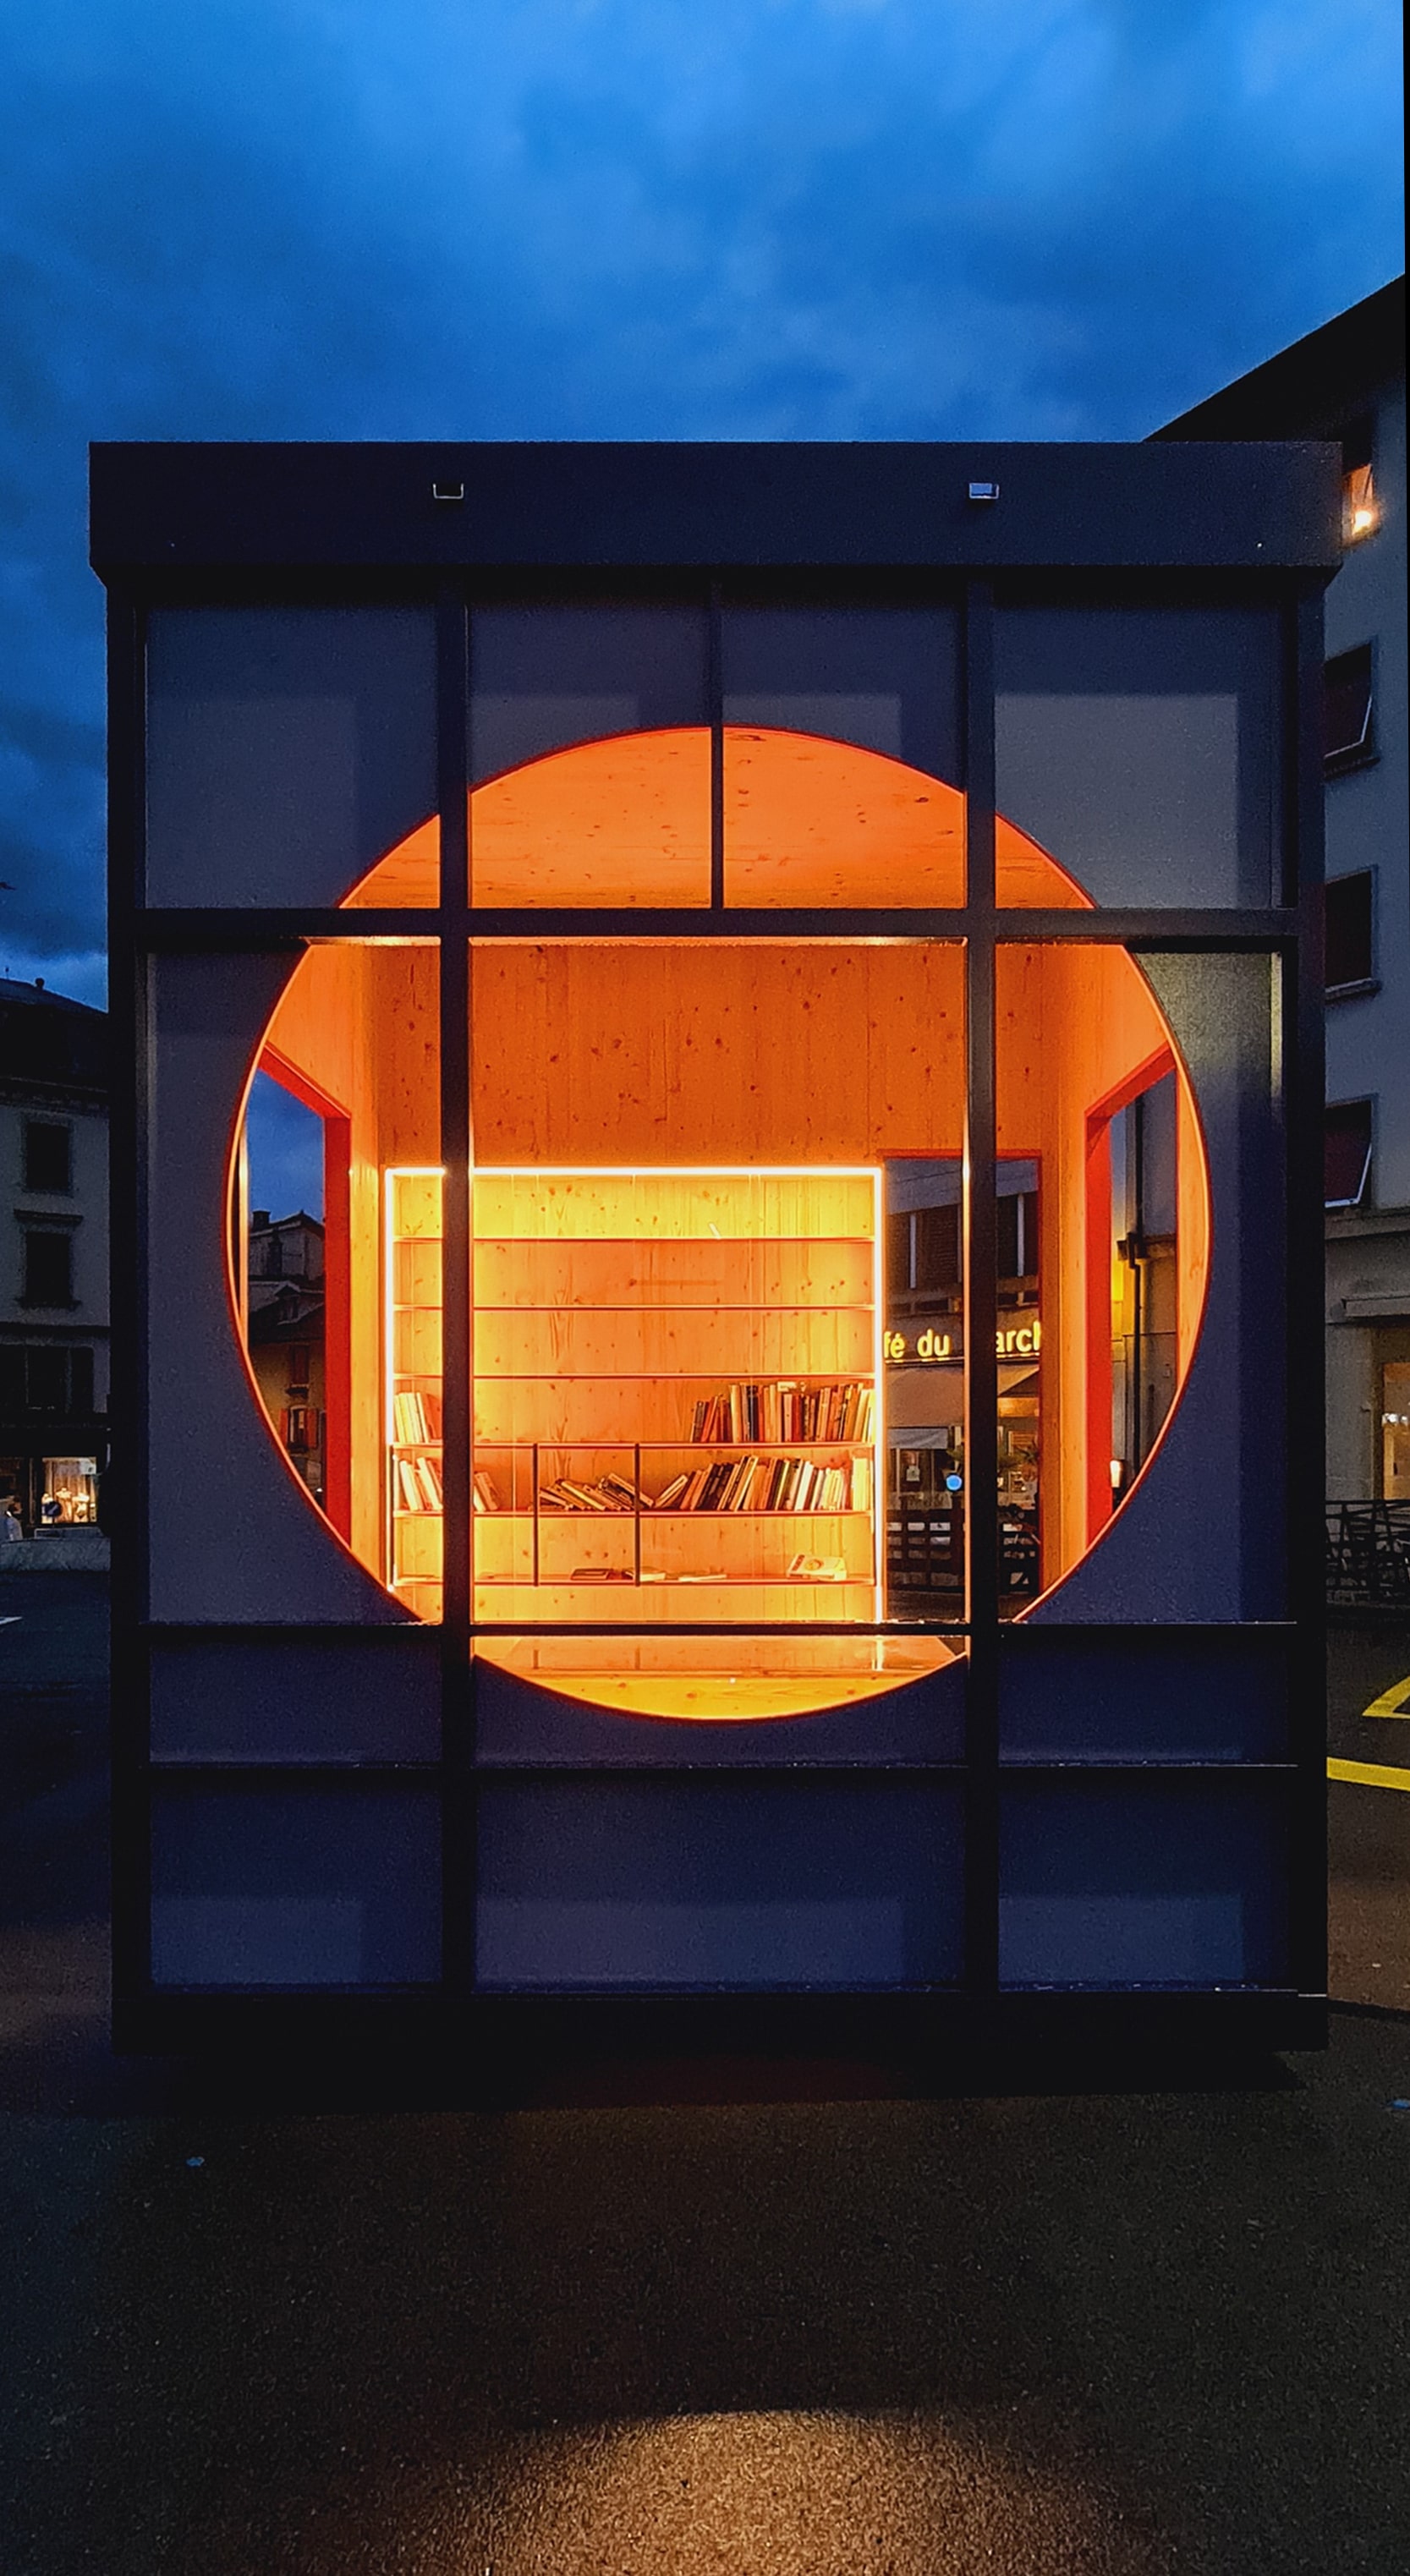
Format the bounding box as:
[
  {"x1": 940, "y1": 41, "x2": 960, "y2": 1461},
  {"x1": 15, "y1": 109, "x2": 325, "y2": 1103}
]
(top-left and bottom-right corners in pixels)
[{"x1": 1325, "y1": 1501, "x2": 1410, "y2": 1609}]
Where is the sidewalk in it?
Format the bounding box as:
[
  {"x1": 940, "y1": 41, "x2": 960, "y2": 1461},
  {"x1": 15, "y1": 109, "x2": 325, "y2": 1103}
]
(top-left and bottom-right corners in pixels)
[{"x1": 3, "y1": 1583, "x2": 1409, "y2": 2573}]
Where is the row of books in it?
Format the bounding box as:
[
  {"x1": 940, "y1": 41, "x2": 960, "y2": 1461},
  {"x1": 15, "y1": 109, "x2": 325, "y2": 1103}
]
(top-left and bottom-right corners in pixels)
[
  {"x1": 392, "y1": 1389, "x2": 442, "y2": 1445},
  {"x1": 689, "y1": 1381, "x2": 875, "y2": 1445},
  {"x1": 398, "y1": 1464, "x2": 506, "y2": 1515},
  {"x1": 394, "y1": 1454, "x2": 443, "y2": 1514},
  {"x1": 538, "y1": 1472, "x2": 641, "y2": 1515},
  {"x1": 653, "y1": 1453, "x2": 872, "y2": 1515}
]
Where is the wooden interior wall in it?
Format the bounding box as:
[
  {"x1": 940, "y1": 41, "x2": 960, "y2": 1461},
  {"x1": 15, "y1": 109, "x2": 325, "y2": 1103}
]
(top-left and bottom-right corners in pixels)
[{"x1": 470, "y1": 943, "x2": 966, "y2": 1162}]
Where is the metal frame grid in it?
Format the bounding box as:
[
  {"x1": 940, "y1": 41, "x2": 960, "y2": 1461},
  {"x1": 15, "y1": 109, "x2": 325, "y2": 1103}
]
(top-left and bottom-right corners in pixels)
[{"x1": 99, "y1": 452, "x2": 1334, "y2": 2053}]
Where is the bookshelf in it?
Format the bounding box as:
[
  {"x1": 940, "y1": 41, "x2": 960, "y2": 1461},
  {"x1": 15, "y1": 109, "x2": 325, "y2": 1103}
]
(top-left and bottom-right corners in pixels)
[
  {"x1": 386, "y1": 1167, "x2": 444, "y2": 1621},
  {"x1": 384, "y1": 1166, "x2": 884, "y2": 1627}
]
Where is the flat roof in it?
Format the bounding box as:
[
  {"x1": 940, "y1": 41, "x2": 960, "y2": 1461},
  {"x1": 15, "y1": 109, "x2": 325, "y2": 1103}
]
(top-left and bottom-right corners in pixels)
[{"x1": 90, "y1": 438, "x2": 1341, "y2": 578}]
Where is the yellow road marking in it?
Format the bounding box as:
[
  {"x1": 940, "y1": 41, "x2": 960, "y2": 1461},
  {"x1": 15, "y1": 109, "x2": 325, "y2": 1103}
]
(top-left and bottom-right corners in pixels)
[
  {"x1": 1363, "y1": 1674, "x2": 1410, "y2": 1719},
  {"x1": 1329, "y1": 1757, "x2": 1410, "y2": 1794}
]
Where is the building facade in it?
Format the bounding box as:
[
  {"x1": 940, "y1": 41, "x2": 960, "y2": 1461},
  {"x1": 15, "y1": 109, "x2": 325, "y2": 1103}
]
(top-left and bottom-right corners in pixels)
[
  {"x1": 0, "y1": 978, "x2": 110, "y2": 1533},
  {"x1": 93, "y1": 437, "x2": 1336, "y2": 2051},
  {"x1": 1154, "y1": 277, "x2": 1408, "y2": 1522}
]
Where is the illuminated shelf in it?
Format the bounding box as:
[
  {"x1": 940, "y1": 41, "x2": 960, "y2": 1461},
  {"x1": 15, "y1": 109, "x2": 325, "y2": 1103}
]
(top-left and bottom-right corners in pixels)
[{"x1": 386, "y1": 1165, "x2": 884, "y2": 1620}]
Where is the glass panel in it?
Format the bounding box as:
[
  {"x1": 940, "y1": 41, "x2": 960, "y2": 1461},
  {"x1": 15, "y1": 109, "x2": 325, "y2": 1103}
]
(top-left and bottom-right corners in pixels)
[
  {"x1": 998, "y1": 1631, "x2": 1289, "y2": 1763},
  {"x1": 145, "y1": 609, "x2": 437, "y2": 907},
  {"x1": 999, "y1": 1780, "x2": 1290, "y2": 1987},
  {"x1": 468, "y1": 936, "x2": 965, "y2": 1720},
  {"x1": 995, "y1": 943, "x2": 1209, "y2": 1614},
  {"x1": 469, "y1": 607, "x2": 710, "y2": 907},
  {"x1": 244, "y1": 940, "x2": 442, "y2": 1619},
  {"x1": 475, "y1": 1779, "x2": 964, "y2": 1988},
  {"x1": 1020, "y1": 952, "x2": 1284, "y2": 1623},
  {"x1": 149, "y1": 945, "x2": 435, "y2": 1625},
  {"x1": 474, "y1": 1634, "x2": 965, "y2": 1760},
  {"x1": 150, "y1": 1785, "x2": 440, "y2": 1986},
  {"x1": 995, "y1": 606, "x2": 1280, "y2": 907},
  {"x1": 469, "y1": 727, "x2": 711, "y2": 907},
  {"x1": 723, "y1": 731, "x2": 964, "y2": 907},
  {"x1": 721, "y1": 606, "x2": 961, "y2": 776},
  {"x1": 470, "y1": 606, "x2": 709, "y2": 777},
  {"x1": 149, "y1": 1632, "x2": 441, "y2": 1762}
]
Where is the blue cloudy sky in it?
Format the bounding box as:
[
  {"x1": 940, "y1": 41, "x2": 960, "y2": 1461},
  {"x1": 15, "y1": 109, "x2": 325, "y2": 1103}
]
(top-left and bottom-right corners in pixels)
[{"x1": 0, "y1": 0, "x2": 1402, "y2": 1003}]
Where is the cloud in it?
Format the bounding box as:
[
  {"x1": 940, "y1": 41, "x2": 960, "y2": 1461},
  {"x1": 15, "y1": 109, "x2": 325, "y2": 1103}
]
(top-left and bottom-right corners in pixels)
[{"x1": 0, "y1": 0, "x2": 1402, "y2": 987}]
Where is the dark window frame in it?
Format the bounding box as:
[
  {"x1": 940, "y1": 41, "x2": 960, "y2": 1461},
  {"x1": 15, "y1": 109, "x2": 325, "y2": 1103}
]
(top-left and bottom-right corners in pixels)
[
  {"x1": 1325, "y1": 1099, "x2": 1374, "y2": 1210},
  {"x1": 19, "y1": 1230, "x2": 77, "y2": 1310},
  {"x1": 21, "y1": 1116, "x2": 74, "y2": 1195},
  {"x1": 1324, "y1": 641, "x2": 1376, "y2": 778},
  {"x1": 1325, "y1": 867, "x2": 1378, "y2": 999}
]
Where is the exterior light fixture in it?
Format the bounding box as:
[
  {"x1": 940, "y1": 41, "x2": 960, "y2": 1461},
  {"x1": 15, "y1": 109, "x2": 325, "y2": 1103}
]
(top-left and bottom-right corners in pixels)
[{"x1": 968, "y1": 480, "x2": 1000, "y2": 504}]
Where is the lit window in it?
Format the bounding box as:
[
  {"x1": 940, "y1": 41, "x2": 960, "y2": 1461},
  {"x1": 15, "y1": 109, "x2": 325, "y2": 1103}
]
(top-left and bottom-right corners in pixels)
[
  {"x1": 1341, "y1": 417, "x2": 1377, "y2": 543},
  {"x1": 1324, "y1": 644, "x2": 1374, "y2": 776},
  {"x1": 1325, "y1": 1100, "x2": 1373, "y2": 1209},
  {"x1": 1325, "y1": 871, "x2": 1374, "y2": 993}
]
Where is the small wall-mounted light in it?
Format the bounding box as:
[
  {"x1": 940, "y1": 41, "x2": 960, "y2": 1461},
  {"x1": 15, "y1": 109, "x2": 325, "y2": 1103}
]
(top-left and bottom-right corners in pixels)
[
  {"x1": 1110, "y1": 1457, "x2": 1125, "y2": 1492},
  {"x1": 968, "y1": 480, "x2": 1000, "y2": 504},
  {"x1": 1343, "y1": 463, "x2": 1377, "y2": 541},
  {"x1": 431, "y1": 481, "x2": 465, "y2": 504}
]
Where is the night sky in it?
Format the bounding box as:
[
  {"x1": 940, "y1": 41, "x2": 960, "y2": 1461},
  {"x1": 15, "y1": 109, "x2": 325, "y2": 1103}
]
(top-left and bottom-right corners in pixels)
[{"x1": 1, "y1": 0, "x2": 1402, "y2": 1005}]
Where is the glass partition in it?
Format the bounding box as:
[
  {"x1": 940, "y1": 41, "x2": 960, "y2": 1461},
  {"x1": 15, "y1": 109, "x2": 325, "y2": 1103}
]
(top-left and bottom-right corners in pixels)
[
  {"x1": 146, "y1": 608, "x2": 437, "y2": 907},
  {"x1": 995, "y1": 606, "x2": 1281, "y2": 907}
]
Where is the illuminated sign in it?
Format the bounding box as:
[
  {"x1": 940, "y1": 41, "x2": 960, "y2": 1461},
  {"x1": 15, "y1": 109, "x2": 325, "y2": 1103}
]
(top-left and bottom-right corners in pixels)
[{"x1": 885, "y1": 1318, "x2": 1041, "y2": 1364}]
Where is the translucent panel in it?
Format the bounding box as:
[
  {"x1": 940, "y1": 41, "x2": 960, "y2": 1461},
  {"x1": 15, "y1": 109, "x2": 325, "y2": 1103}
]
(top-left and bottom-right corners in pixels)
[
  {"x1": 1000, "y1": 1780, "x2": 1289, "y2": 1987},
  {"x1": 998, "y1": 1631, "x2": 1289, "y2": 1763},
  {"x1": 474, "y1": 1634, "x2": 964, "y2": 1758},
  {"x1": 995, "y1": 607, "x2": 1281, "y2": 907},
  {"x1": 146, "y1": 608, "x2": 437, "y2": 907},
  {"x1": 151, "y1": 951, "x2": 421, "y2": 1624},
  {"x1": 244, "y1": 941, "x2": 442, "y2": 1620},
  {"x1": 1025, "y1": 952, "x2": 1284, "y2": 1623},
  {"x1": 995, "y1": 943, "x2": 1212, "y2": 1614},
  {"x1": 150, "y1": 1786, "x2": 441, "y2": 1986},
  {"x1": 475, "y1": 1779, "x2": 964, "y2": 1987},
  {"x1": 469, "y1": 606, "x2": 709, "y2": 780},
  {"x1": 469, "y1": 728, "x2": 711, "y2": 907},
  {"x1": 721, "y1": 606, "x2": 961, "y2": 779},
  {"x1": 149, "y1": 1631, "x2": 441, "y2": 1762},
  {"x1": 723, "y1": 731, "x2": 964, "y2": 906}
]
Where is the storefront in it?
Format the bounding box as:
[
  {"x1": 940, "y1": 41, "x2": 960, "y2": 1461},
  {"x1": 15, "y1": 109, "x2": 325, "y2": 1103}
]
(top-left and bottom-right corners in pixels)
[{"x1": 94, "y1": 437, "x2": 1337, "y2": 2047}]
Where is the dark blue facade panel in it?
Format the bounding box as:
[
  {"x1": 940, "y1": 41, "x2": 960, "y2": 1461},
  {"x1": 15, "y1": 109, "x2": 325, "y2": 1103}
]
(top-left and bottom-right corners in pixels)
[
  {"x1": 998, "y1": 1632, "x2": 1290, "y2": 1763},
  {"x1": 999, "y1": 1779, "x2": 1291, "y2": 1988},
  {"x1": 475, "y1": 1779, "x2": 965, "y2": 1989},
  {"x1": 149, "y1": 1787, "x2": 442, "y2": 1987},
  {"x1": 149, "y1": 1633, "x2": 442, "y2": 1763}
]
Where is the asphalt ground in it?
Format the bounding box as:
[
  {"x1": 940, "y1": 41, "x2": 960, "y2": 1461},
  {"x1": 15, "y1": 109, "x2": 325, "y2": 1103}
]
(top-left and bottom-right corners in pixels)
[{"x1": 3, "y1": 1576, "x2": 1410, "y2": 2573}]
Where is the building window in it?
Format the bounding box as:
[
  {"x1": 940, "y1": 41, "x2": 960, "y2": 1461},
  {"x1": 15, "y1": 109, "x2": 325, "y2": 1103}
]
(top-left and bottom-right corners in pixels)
[
  {"x1": 1325, "y1": 871, "x2": 1375, "y2": 995},
  {"x1": 22, "y1": 1118, "x2": 72, "y2": 1193},
  {"x1": 1325, "y1": 1100, "x2": 1374, "y2": 1209},
  {"x1": 0, "y1": 1345, "x2": 93, "y2": 1413},
  {"x1": 20, "y1": 1231, "x2": 74, "y2": 1308},
  {"x1": 1324, "y1": 644, "x2": 1375, "y2": 777},
  {"x1": 1341, "y1": 415, "x2": 1378, "y2": 544}
]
